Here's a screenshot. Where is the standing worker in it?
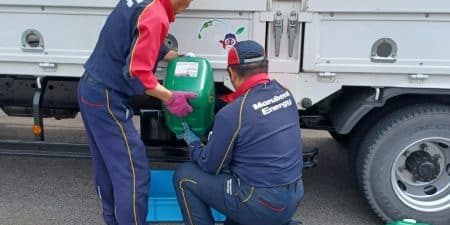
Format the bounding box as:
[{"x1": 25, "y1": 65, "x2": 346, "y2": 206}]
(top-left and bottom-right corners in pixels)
[
  {"x1": 77, "y1": 0, "x2": 194, "y2": 225},
  {"x1": 174, "y1": 40, "x2": 304, "y2": 225}
]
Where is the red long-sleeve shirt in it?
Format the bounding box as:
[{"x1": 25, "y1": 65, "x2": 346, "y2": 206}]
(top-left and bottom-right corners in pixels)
[{"x1": 84, "y1": 0, "x2": 175, "y2": 96}]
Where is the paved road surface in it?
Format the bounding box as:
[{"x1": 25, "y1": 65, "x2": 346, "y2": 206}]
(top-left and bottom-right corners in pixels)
[{"x1": 0, "y1": 114, "x2": 382, "y2": 225}]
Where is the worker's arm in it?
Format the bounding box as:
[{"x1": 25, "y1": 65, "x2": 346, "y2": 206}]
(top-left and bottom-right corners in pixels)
[
  {"x1": 145, "y1": 83, "x2": 173, "y2": 103},
  {"x1": 147, "y1": 45, "x2": 179, "y2": 102},
  {"x1": 188, "y1": 111, "x2": 239, "y2": 174},
  {"x1": 123, "y1": 9, "x2": 195, "y2": 116},
  {"x1": 123, "y1": 8, "x2": 167, "y2": 95}
]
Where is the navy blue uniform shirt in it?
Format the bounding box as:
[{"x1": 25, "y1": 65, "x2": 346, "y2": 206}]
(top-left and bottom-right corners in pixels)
[
  {"x1": 84, "y1": 0, "x2": 174, "y2": 97},
  {"x1": 189, "y1": 80, "x2": 303, "y2": 187}
]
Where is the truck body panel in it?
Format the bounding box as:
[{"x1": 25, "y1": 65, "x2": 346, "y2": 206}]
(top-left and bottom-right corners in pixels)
[{"x1": 0, "y1": 1, "x2": 449, "y2": 223}]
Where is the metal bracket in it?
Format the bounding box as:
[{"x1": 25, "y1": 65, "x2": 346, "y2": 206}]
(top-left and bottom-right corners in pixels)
[
  {"x1": 374, "y1": 87, "x2": 382, "y2": 101},
  {"x1": 288, "y1": 11, "x2": 299, "y2": 57},
  {"x1": 39, "y1": 62, "x2": 57, "y2": 72},
  {"x1": 273, "y1": 11, "x2": 284, "y2": 57},
  {"x1": 260, "y1": 11, "x2": 312, "y2": 23},
  {"x1": 33, "y1": 76, "x2": 47, "y2": 141},
  {"x1": 410, "y1": 74, "x2": 429, "y2": 82},
  {"x1": 318, "y1": 72, "x2": 336, "y2": 82},
  {"x1": 261, "y1": 10, "x2": 310, "y2": 57}
]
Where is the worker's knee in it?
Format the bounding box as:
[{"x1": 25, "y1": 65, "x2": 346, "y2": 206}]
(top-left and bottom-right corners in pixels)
[{"x1": 172, "y1": 162, "x2": 198, "y2": 187}]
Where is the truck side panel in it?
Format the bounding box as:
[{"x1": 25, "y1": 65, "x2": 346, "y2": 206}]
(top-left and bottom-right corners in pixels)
[
  {"x1": 0, "y1": 2, "x2": 266, "y2": 80},
  {"x1": 302, "y1": 12, "x2": 450, "y2": 74},
  {"x1": 307, "y1": 0, "x2": 450, "y2": 13}
]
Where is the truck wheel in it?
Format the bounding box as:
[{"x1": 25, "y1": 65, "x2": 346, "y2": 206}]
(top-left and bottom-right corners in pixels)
[
  {"x1": 356, "y1": 104, "x2": 450, "y2": 224},
  {"x1": 328, "y1": 131, "x2": 350, "y2": 147}
]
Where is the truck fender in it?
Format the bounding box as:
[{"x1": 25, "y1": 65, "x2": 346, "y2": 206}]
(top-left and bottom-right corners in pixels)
[{"x1": 329, "y1": 87, "x2": 450, "y2": 134}]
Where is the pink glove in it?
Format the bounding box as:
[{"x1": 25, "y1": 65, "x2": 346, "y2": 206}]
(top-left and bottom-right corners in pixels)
[{"x1": 164, "y1": 91, "x2": 197, "y2": 117}]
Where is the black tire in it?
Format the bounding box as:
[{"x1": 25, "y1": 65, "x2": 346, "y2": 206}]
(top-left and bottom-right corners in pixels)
[
  {"x1": 347, "y1": 120, "x2": 371, "y2": 192},
  {"x1": 356, "y1": 104, "x2": 450, "y2": 225},
  {"x1": 348, "y1": 97, "x2": 429, "y2": 190},
  {"x1": 328, "y1": 130, "x2": 350, "y2": 147}
]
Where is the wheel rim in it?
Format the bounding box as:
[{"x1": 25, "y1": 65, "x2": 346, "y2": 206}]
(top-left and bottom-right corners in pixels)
[{"x1": 391, "y1": 137, "x2": 450, "y2": 212}]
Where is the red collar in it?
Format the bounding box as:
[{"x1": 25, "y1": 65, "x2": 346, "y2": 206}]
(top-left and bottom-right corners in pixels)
[
  {"x1": 221, "y1": 73, "x2": 270, "y2": 103},
  {"x1": 161, "y1": 0, "x2": 175, "y2": 23}
]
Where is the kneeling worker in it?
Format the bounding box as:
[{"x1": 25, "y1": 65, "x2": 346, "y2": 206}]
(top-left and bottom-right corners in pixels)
[{"x1": 173, "y1": 40, "x2": 304, "y2": 225}]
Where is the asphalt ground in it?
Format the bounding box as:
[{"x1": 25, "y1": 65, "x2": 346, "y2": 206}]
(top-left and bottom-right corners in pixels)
[{"x1": 0, "y1": 112, "x2": 383, "y2": 225}]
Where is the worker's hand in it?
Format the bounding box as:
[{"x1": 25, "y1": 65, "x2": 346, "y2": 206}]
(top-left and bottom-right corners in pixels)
[
  {"x1": 176, "y1": 122, "x2": 201, "y2": 144},
  {"x1": 163, "y1": 50, "x2": 179, "y2": 61},
  {"x1": 164, "y1": 91, "x2": 197, "y2": 117}
]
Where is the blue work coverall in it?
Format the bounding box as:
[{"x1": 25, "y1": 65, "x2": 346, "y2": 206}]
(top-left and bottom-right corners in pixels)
[{"x1": 173, "y1": 79, "x2": 304, "y2": 225}]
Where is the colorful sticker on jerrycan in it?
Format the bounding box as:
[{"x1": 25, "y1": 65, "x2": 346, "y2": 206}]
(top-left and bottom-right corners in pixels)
[{"x1": 174, "y1": 62, "x2": 199, "y2": 77}]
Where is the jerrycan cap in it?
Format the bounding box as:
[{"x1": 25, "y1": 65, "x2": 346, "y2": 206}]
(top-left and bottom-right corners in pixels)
[{"x1": 184, "y1": 52, "x2": 196, "y2": 57}]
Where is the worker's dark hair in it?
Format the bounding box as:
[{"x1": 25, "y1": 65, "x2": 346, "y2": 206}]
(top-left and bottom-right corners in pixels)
[{"x1": 228, "y1": 60, "x2": 268, "y2": 78}]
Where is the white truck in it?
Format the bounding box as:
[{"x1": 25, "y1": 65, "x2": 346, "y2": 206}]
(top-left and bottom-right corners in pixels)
[{"x1": 0, "y1": 0, "x2": 449, "y2": 224}]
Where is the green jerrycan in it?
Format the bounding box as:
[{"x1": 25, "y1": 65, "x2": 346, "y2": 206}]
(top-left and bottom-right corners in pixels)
[
  {"x1": 387, "y1": 219, "x2": 432, "y2": 225},
  {"x1": 163, "y1": 56, "x2": 215, "y2": 138}
]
